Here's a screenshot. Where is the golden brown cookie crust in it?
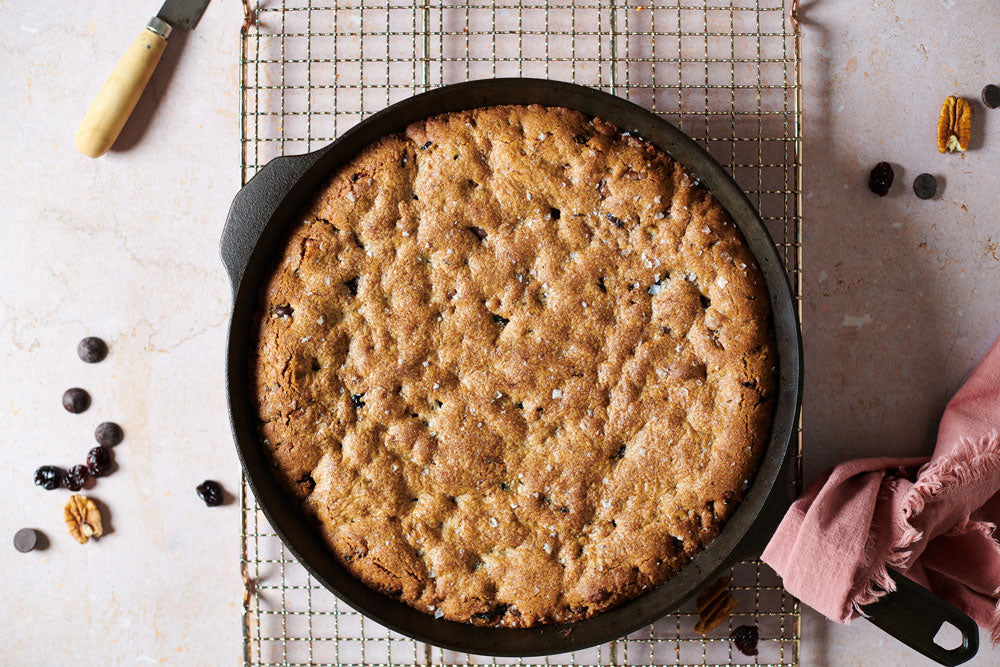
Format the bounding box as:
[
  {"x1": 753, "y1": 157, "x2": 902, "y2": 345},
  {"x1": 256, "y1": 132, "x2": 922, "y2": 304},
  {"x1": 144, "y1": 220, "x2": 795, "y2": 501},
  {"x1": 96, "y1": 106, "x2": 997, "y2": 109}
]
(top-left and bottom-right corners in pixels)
[{"x1": 252, "y1": 105, "x2": 776, "y2": 627}]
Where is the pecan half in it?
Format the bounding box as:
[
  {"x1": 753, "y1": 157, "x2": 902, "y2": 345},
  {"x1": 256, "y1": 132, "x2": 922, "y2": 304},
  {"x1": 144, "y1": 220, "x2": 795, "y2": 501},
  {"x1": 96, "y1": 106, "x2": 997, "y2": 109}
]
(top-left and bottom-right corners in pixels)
[
  {"x1": 695, "y1": 575, "x2": 738, "y2": 634},
  {"x1": 64, "y1": 494, "x2": 103, "y2": 544},
  {"x1": 937, "y1": 95, "x2": 972, "y2": 153},
  {"x1": 695, "y1": 595, "x2": 739, "y2": 634},
  {"x1": 695, "y1": 575, "x2": 731, "y2": 612}
]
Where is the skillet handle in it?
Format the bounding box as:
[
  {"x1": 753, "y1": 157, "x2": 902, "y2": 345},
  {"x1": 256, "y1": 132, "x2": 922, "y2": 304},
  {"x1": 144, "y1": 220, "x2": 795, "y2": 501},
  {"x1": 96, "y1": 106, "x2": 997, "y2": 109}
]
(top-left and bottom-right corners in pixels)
[
  {"x1": 860, "y1": 569, "x2": 979, "y2": 666},
  {"x1": 221, "y1": 146, "x2": 333, "y2": 294}
]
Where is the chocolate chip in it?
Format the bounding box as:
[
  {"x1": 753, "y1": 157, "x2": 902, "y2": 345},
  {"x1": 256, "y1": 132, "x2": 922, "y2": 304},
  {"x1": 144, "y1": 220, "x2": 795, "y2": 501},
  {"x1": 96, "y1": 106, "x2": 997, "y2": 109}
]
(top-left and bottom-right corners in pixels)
[
  {"x1": 344, "y1": 278, "x2": 358, "y2": 297},
  {"x1": 913, "y1": 173, "x2": 937, "y2": 200},
  {"x1": 62, "y1": 388, "x2": 90, "y2": 414},
  {"x1": 868, "y1": 161, "x2": 894, "y2": 196},
  {"x1": 77, "y1": 337, "x2": 107, "y2": 363},
  {"x1": 572, "y1": 133, "x2": 590, "y2": 144},
  {"x1": 492, "y1": 313, "x2": 510, "y2": 327},
  {"x1": 274, "y1": 304, "x2": 293, "y2": 318},
  {"x1": 196, "y1": 480, "x2": 224, "y2": 506},
  {"x1": 352, "y1": 393, "x2": 366, "y2": 409},
  {"x1": 731, "y1": 624, "x2": 759, "y2": 656},
  {"x1": 982, "y1": 84, "x2": 1000, "y2": 109},
  {"x1": 13, "y1": 528, "x2": 38, "y2": 553},
  {"x1": 550, "y1": 207, "x2": 560, "y2": 220},
  {"x1": 468, "y1": 226, "x2": 487, "y2": 241},
  {"x1": 95, "y1": 421, "x2": 124, "y2": 447}
]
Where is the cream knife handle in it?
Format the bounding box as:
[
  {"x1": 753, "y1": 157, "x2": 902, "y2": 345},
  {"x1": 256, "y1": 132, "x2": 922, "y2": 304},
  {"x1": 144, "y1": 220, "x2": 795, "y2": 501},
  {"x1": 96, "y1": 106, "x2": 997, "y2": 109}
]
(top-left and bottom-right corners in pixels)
[{"x1": 75, "y1": 19, "x2": 171, "y2": 158}]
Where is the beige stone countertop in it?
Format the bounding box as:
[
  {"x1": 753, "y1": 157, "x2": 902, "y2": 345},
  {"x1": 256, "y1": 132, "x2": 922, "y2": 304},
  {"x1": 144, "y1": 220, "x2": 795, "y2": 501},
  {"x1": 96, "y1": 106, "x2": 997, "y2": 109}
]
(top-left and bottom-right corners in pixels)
[{"x1": 1, "y1": 0, "x2": 997, "y2": 664}]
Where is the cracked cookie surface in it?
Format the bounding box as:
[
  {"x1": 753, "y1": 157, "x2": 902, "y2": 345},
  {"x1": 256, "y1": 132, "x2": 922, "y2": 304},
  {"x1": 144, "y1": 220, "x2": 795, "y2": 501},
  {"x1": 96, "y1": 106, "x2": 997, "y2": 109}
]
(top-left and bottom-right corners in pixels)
[{"x1": 252, "y1": 104, "x2": 776, "y2": 627}]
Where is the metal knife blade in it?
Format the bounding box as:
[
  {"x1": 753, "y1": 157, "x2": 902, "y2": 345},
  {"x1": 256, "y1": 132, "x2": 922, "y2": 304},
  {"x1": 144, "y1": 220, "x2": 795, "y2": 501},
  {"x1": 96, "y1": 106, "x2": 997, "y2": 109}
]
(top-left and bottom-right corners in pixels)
[{"x1": 156, "y1": 0, "x2": 211, "y2": 32}]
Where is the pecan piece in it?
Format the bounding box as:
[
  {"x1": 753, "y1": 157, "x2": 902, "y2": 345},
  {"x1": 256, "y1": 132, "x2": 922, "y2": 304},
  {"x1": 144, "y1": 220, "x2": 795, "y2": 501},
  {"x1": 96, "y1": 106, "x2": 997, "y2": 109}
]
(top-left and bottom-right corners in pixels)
[
  {"x1": 64, "y1": 494, "x2": 103, "y2": 544},
  {"x1": 937, "y1": 95, "x2": 972, "y2": 153}
]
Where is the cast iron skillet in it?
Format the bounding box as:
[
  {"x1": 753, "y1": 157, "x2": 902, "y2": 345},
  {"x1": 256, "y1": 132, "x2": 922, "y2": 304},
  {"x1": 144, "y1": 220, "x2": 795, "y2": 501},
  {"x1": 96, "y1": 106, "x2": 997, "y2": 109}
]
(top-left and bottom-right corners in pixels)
[{"x1": 222, "y1": 79, "x2": 978, "y2": 664}]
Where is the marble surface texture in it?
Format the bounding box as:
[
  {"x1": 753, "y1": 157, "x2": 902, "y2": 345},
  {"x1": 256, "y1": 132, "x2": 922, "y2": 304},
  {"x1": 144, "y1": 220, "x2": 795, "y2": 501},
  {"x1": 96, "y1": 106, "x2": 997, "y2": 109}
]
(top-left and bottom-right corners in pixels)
[{"x1": 1, "y1": 0, "x2": 997, "y2": 665}]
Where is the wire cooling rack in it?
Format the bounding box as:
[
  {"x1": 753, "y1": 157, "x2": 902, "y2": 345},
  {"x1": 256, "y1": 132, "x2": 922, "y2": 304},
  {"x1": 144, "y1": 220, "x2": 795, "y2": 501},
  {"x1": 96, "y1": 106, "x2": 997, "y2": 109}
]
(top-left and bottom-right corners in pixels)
[{"x1": 238, "y1": 1, "x2": 803, "y2": 664}]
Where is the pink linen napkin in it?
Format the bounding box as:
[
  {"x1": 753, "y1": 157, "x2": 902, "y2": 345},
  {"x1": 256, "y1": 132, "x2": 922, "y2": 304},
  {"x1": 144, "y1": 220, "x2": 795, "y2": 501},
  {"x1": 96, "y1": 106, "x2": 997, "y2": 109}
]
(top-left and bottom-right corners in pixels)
[{"x1": 762, "y1": 334, "x2": 1000, "y2": 641}]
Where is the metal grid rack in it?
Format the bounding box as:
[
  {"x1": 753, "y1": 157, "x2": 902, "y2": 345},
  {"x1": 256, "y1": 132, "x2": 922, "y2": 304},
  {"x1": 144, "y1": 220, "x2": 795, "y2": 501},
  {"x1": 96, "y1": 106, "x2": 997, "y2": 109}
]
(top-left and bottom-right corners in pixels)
[{"x1": 238, "y1": 1, "x2": 803, "y2": 664}]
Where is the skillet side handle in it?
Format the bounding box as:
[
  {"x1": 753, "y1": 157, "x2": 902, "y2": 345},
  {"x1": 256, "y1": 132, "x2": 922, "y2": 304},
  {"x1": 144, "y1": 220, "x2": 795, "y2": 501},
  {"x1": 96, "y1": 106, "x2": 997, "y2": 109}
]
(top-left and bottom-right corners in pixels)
[
  {"x1": 221, "y1": 148, "x2": 331, "y2": 294},
  {"x1": 860, "y1": 569, "x2": 979, "y2": 666}
]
